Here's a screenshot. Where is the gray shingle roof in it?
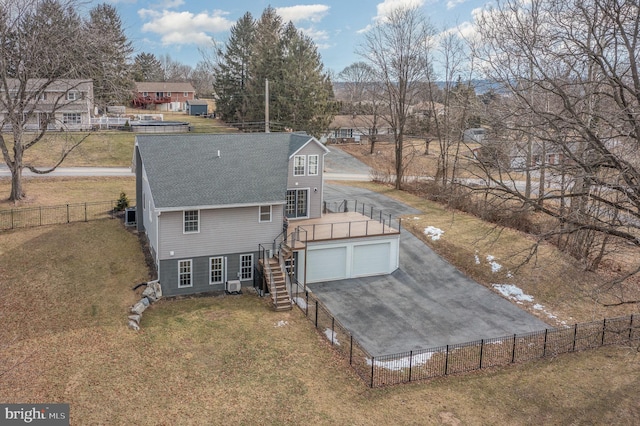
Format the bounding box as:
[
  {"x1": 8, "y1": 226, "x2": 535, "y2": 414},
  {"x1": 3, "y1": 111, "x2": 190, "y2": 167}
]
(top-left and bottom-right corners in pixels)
[{"x1": 136, "y1": 133, "x2": 314, "y2": 209}]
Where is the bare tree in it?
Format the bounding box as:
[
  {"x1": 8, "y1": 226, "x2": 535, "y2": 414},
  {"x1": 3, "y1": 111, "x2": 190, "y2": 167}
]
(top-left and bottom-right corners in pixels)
[
  {"x1": 358, "y1": 6, "x2": 434, "y2": 189},
  {"x1": 337, "y1": 62, "x2": 385, "y2": 154},
  {"x1": 475, "y1": 0, "x2": 640, "y2": 295},
  {"x1": 0, "y1": 0, "x2": 96, "y2": 201}
]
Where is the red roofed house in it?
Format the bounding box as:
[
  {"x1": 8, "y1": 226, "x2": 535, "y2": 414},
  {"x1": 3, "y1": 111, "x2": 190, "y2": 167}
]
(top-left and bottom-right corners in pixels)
[{"x1": 132, "y1": 82, "x2": 196, "y2": 112}]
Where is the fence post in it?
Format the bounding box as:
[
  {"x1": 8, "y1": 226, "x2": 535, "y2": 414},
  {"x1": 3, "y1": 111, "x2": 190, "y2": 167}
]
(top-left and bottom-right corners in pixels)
[
  {"x1": 84, "y1": 203, "x2": 87, "y2": 222},
  {"x1": 305, "y1": 291, "x2": 309, "y2": 317},
  {"x1": 39, "y1": 206, "x2": 42, "y2": 226},
  {"x1": 331, "y1": 317, "x2": 335, "y2": 345},
  {"x1": 511, "y1": 334, "x2": 517, "y2": 363},
  {"x1": 543, "y1": 329, "x2": 548, "y2": 357},
  {"x1": 370, "y1": 357, "x2": 374, "y2": 388},
  {"x1": 601, "y1": 318, "x2": 607, "y2": 346},
  {"x1": 629, "y1": 315, "x2": 634, "y2": 341},
  {"x1": 315, "y1": 299, "x2": 318, "y2": 328},
  {"x1": 11, "y1": 209, "x2": 14, "y2": 229},
  {"x1": 479, "y1": 339, "x2": 484, "y2": 369},
  {"x1": 408, "y1": 350, "x2": 413, "y2": 382},
  {"x1": 66, "y1": 204, "x2": 70, "y2": 223},
  {"x1": 444, "y1": 345, "x2": 449, "y2": 375},
  {"x1": 572, "y1": 324, "x2": 578, "y2": 351},
  {"x1": 350, "y1": 335, "x2": 353, "y2": 365}
]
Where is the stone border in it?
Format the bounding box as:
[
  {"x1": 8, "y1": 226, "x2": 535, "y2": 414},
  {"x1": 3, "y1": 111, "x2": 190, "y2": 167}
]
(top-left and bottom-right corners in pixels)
[{"x1": 128, "y1": 280, "x2": 162, "y2": 331}]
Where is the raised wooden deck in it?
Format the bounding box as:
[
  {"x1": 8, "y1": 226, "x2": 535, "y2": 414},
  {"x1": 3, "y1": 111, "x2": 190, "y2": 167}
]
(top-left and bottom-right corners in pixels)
[{"x1": 288, "y1": 211, "x2": 400, "y2": 247}]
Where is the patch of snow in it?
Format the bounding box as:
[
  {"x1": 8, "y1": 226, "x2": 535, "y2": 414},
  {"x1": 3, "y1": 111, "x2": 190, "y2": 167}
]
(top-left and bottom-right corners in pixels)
[
  {"x1": 413, "y1": 216, "x2": 420, "y2": 220},
  {"x1": 324, "y1": 328, "x2": 340, "y2": 346},
  {"x1": 424, "y1": 226, "x2": 444, "y2": 241},
  {"x1": 533, "y1": 304, "x2": 544, "y2": 311},
  {"x1": 293, "y1": 297, "x2": 307, "y2": 309},
  {"x1": 492, "y1": 284, "x2": 534, "y2": 302},
  {"x1": 474, "y1": 253, "x2": 480, "y2": 265},
  {"x1": 507, "y1": 271, "x2": 513, "y2": 278},
  {"x1": 486, "y1": 254, "x2": 502, "y2": 273},
  {"x1": 366, "y1": 351, "x2": 436, "y2": 371},
  {"x1": 274, "y1": 320, "x2": 288, "y2": 327}
]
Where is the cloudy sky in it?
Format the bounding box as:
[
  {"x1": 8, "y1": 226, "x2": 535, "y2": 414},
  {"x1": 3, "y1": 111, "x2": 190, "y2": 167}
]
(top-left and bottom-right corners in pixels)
[{"x1": 106, "y1": 0, "x2": 488, "y2": 74}]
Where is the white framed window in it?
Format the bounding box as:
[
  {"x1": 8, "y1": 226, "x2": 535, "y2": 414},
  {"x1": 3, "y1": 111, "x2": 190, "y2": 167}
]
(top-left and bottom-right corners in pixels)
[
  {"x1": 183, "y1": 210, "x2": 199, "y2": 233},
  {"x1": 62, "y1": 113, "x2": 81, "y2": 125},
  {"x1": 293, "y1": 155, "x2": 305, "y2": 176},
  {"x1": 143, "y1": 92, "x2": 148, "y2": 97},
  {"x1": 210, "y1": 257, "x2": 224, "y2": 284},
  {"x1": 66, "y1": 91, "x2": 78, "y2": 101},
  {"x1": 167, "y1": 92, "x2": 172, "y2": 97},
  {"x1": 308, "y1": 155, "x2": 319, "y2": 176},
  {"x1": 178, "y1": 259, "x2": 192, "y2": 288},
  {"x1": 240, "y1": 254, "x2": 253, "y2": 280},
  {"x1": 286, "y1": 189, "x2": 308, "y2": 218},
  {"x1": 183, "y1": 92, "x2": 189, "y2": 97},
  {"x1": 259, "y1": 205, "x2": 272, "y2": 222}
]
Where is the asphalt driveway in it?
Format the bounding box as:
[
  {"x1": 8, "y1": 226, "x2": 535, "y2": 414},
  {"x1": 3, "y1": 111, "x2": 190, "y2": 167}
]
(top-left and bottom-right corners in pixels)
[{"x1": 308, "y1": 181, "x2": 549, "y2": 356}]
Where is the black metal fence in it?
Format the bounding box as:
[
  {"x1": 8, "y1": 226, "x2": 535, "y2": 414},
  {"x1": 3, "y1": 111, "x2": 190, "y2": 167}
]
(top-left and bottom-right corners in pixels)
[
  {"x1": 290, "y1": 283, "x2": 639, "y2": 387},
  {"x1": 0, "y1": 201, "x2": 118, "y2": 231}
]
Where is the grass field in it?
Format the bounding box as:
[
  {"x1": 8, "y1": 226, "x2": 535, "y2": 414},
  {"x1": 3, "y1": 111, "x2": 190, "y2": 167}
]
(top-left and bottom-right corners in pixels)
[
  {"x1": 1, "y1": 219, "x2": 639, "y2": 424},
  {"x1": 1, "y1": 130, "x2": 639, "y2": 423},
  {"x1": 3, "y1": 110, "x2": 238, "y2": 169}
]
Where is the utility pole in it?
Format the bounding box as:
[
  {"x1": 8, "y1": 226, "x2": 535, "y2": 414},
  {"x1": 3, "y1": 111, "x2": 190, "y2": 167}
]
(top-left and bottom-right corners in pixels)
[{"x1": 265, "y1": 78, "x2": 270, "y2": 133}]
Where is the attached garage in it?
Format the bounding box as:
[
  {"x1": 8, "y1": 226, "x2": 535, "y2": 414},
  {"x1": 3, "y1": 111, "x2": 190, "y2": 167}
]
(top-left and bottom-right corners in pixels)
[{"x1": 305, "y1": 236, "x2": 399, "y2": 284}]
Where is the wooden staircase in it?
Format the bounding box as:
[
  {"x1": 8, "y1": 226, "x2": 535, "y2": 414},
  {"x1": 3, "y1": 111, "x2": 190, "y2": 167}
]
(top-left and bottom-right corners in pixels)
[{"x1": 264, "y1": 256, "x2": 292, "y2": 311}]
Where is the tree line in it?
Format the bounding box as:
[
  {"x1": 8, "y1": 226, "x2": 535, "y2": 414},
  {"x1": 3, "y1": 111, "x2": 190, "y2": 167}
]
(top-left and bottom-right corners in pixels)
[
  {"x1": 210, "y1": 7, "x2": 336, "y2": 137},
  {"x1": 343, "y1": 1, "x2": 640, "y2": 305}
]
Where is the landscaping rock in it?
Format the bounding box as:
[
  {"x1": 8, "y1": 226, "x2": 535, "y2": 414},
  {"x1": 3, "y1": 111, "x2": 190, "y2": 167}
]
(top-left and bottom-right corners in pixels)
[
  {"x1": 128, "y1": 314, "x2": 141, "y2": 324},
  {"x1": 131, "y1": 301, "x2": 147, "y2": 315},
  {"x1": 128, "y1": 320, "x2": 140, "y2": 331}
]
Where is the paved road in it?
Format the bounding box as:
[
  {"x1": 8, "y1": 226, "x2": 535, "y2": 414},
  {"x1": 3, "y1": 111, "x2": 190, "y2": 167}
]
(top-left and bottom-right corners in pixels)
[{"x1": 0, "y1": 165, "x2": 134, "y2": 178}]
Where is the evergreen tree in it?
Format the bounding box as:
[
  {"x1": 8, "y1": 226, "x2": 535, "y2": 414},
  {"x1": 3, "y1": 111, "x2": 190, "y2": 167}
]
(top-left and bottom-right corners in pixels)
[
  {"x1": 132, "y1": 53, "x2": 164, "y2": 82},
  {"x1": 280, "y1": 22, "x2": 335, "y2": 136},
  {"x1": 212, "y1": 7, "x2": 336, "y2": 136},
  {"x1": 212, "y1": 12, "x2": 254, "y2": 122},
  {"x1": 245, "y1": 7, "x2": 284, "y2": 126},
  {"x1": 85, "y1": 3, "x2": 133, "y2": 109}
]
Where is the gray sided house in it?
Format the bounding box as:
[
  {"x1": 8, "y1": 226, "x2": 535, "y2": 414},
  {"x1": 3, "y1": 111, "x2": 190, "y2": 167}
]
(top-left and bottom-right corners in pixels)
[{"x1": 134, "y1": 133, "x2": 328, "y2": 297}]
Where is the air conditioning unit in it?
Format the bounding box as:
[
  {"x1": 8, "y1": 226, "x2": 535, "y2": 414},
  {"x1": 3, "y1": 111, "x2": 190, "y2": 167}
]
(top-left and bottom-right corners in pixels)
[{"x1": 226, "y1": 280, "x2": 242, "y2": 294}]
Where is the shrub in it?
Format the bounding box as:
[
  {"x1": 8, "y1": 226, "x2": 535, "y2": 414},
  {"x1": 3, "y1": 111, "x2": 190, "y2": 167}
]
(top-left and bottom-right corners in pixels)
[{"x1": 115, "y1": 192, "x2": 129, "y2": 211}]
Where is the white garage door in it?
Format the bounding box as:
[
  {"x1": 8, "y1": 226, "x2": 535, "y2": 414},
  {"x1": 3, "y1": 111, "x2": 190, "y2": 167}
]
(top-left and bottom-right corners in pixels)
[
  {"x1": 352, "y1": 243, "x2": 391, "y2": 277},
  {"x1": 307, "y1": 246, "x2": 347, "y2": 282}
]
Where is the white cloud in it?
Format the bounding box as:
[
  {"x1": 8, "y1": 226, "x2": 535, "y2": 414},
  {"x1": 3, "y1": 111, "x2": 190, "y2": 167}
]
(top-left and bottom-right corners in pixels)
[
  {"x1": 358, "y1": 0, "x2": 427, "y2": 32},
  {"x1": 446, "y1": 0, "x2": 468, "y2": 10},
  {"x1": 138, "y1": 8, "x2": 234, "y2": 46},
  {"x1": 300, "y1": 27, "x2": 330, "y2": 42},
  {"x1": 375, "y1": 0, "x2": 426, "y2": 22},
  {"x1": 276, "y1": 4, "x2": 330, "y2": 24}
]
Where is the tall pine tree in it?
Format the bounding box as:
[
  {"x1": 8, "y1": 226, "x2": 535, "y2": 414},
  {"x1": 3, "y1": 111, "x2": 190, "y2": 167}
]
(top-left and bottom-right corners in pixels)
[
  {"x1": 213, "y1": 12, "x2": 255, "y2": 122},
  {"x1": 212, "y1": 7, "x2": 335, "y2": 136},
  {"x1": 85, "y1": 3, "x2": 133, "y2": 109}
]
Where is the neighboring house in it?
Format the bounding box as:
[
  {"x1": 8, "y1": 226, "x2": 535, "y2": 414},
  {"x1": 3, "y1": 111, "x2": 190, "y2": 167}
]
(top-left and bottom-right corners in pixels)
[
  {"x1": 0, "y1": 79, "x2": 94, "y2": 131},
  {"x1": 132, "y1": 82, "x2": 196, "y2": 112},
  {"x1": 324, "y1": 114, "x2": 393, "y2": 144},
  {"x1": 408, "y1": 101, "x2": 446, "y2": 119},
  {"x1": 186, "y1": 99, "x2": 209, "y2": 116},
  {"x1": 134, "y1": 133, "x2": 400, "y2": 303},
  {"x1": 464, "y1": 128, "x2": 488, "y2": 144}
]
